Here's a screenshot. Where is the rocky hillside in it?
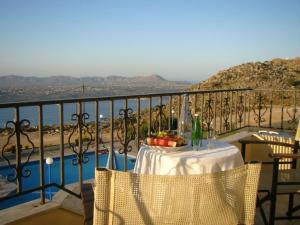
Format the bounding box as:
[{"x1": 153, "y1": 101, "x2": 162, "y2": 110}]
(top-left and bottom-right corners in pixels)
[{"x1": 190, "y1": 57, "x2": 300, "y2": 90}]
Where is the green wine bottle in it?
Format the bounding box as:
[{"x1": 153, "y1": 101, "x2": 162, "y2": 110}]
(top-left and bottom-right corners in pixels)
[{"x1": 192, "y1": 114, "x2": 202, "y2": 150}]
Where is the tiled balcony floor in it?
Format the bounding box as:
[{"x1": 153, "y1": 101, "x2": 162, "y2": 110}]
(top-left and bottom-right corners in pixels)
[
  {"x1": 61, "y1": 187, "x2": 300, "y2": 225},
  {"x1": 1, "y1": 186, "x2": 300, "y2": 225},
  {"x1": 255, "y1": 194, "x2": 300, "y2": 225}
]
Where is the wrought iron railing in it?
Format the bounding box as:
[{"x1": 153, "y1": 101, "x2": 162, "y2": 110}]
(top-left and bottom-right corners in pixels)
[{"x1": 1, "y1": 88, "x2": 300, "y2": 207}]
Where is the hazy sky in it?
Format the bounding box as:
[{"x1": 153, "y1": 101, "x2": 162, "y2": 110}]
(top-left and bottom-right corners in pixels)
[{"x1": 0, "y1": 0, "x2": 299, "y2": 82}]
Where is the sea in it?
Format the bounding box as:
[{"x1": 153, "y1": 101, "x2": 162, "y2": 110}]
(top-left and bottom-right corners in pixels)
[{"x1": 0, "y1": 97, "x2": 169, "y2": 128}]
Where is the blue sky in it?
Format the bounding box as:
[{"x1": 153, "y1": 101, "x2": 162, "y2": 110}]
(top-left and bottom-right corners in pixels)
[{"x1": 0, "y1": 0, "x2": 299, "y2": 82}]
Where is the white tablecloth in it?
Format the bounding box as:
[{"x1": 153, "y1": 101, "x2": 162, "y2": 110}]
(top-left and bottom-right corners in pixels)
[{"x1": 133, "y1": 140, "x2": 244, "y2": 175}]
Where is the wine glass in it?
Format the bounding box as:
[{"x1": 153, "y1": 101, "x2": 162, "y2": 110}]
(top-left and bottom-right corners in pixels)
[{"x1": 207, "y1": 122, "x2": 215, "y2": 149}]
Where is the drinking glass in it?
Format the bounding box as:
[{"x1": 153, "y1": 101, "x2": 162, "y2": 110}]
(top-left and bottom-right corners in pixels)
[
  {"x1": 208, "y1": 129, "x2": 218, "y2": 149},
  {"x1": 207, "y1": 123, "x2": 214, "y2": 149}
]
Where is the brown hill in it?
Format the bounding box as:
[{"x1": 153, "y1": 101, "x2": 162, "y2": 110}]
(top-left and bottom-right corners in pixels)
[{"x1": 190, "y1": 57, "x2": 300, "y2": 90}]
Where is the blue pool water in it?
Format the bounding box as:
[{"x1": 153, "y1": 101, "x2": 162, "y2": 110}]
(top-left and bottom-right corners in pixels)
[{"x1": 0, "y1": 152, "x2": 135, "y2": 210}]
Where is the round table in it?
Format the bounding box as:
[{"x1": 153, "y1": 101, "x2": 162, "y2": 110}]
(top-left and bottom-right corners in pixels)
[{"x1": 133, "y1": 140, "x2": 244, "y2": 175}]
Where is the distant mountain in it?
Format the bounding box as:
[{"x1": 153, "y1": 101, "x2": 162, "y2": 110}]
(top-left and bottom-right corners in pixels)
[
  {"x1": 190, "y1": 57, "x2": 300, "y2": 91},
  {"x1": 132, "y1": 74, "x2": 166, "y2": 82},
  {"x1": 0, "y1": 74, "x2": 191, "y2": 102},
  {"x1": 0, "y1": 74, "x2": 190, "y2": 88}
]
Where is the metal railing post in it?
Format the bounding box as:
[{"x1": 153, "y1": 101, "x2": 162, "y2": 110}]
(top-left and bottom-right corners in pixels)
[
  {"x1": 59, "y1": 103, "x2": 65, "y2": 187},
  {"x1": 268, "y1": 91, "x2": 273, "y2": 128},
  {"x1": 109, "y1": 100, "x2": 114, "y2": 169},
  {"x1": 281, "y1": 92, "x2": 284, "y2": 129},
  {"x1": 38, "y1": 105, "x2": 45, "y2": 203},
  {"x1": 95, "y1": 101, "x2": 99, "y2": 168},
  {"x1": 77, "y1": 102, "x2": 83, "y2": 193},
  {"x1": 168, "y1": 96, "x2": 172, "y2": 130},
  {"x1": 124, "y1": 99, "x2": 128, "y2": 172},
  {"x1": 14, "y1": 106, "x2": 22, "y2": 193},
  {"x1": 137, "y1": 98, "x2": 141, "y2": 150},
  {"x1": 148, "y1": 97, "x2": 152, "y2": 136}
]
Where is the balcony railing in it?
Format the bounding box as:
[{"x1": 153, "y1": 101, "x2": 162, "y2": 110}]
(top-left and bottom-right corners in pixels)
[{"x1": 0, "y1": 88, "x2": 299, "y2": 207}]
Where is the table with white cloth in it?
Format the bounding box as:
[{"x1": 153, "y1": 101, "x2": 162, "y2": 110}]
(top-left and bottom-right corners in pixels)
[
  {"x1": 133, "y1": 140, "x2": 244, "y2": 175},
  {"x1": 132, "y1": 140, "x2": 245, "y2": 222}
]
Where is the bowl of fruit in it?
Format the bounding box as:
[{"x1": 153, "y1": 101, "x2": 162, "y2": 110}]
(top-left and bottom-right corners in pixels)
[{"x1": 146, "y1": 131, "x2": 187, "y2": 149}]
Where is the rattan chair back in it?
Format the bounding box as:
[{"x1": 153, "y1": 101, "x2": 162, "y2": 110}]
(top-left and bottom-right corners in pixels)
[{"x1": 93, "y1": 164, "x2": 261, "y2": 225}]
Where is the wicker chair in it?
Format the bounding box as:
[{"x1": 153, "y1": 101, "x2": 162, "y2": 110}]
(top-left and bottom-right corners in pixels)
[
  {"x1": 81, "y1": 183, "x2": 94, "y2": 225},
  {"x1": 93, "y1": 164, "x2": 261, "y2": 225},
  {"x1": 239, "y1": 123, "x2": 300, "y2": 225}
]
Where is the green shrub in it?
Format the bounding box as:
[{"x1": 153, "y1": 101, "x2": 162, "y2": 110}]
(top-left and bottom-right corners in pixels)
[{"x1": 139, "y1": 122, "x2": 149, "y2": 139}]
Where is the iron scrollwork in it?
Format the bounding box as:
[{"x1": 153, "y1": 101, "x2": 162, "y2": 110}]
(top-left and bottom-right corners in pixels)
[
  {"x1": 236, "y1": 95, "x2": 245, "y2": 124},
  {"x1": 286, "y1": 93, "x2": 298, "y2": 125},
  {"x1": 203, "y1": 98, "x2": 214, "y2": 131},
  {"x1": 222, "y1": 97, "x2": 231, "y2": 131},
  {"x1": 252, "y1": 93, "x2": 267, "y2": 125},
  {"x1": 68, "y1": 113, "x2": 93, "y2": 165},
  {"x1": 1, "y1": 119, "x2": 35, "y2": 182},
  {"x1": 117, "y1": 108, "x2": 136, "y2": 154},
  {"x1": 286, "y1": 106, "x2": 298, "y2": 125}
]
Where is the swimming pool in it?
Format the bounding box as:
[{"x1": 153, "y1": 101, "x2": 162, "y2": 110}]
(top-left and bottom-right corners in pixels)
[{"x1": 0, "y1": 152, "x2": 135, "y2": 210}]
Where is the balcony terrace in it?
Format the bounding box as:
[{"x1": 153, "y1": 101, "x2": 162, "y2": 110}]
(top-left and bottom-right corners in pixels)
[{"x1": 1, "y1": 88, "x2": 300, "y2": 225}]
